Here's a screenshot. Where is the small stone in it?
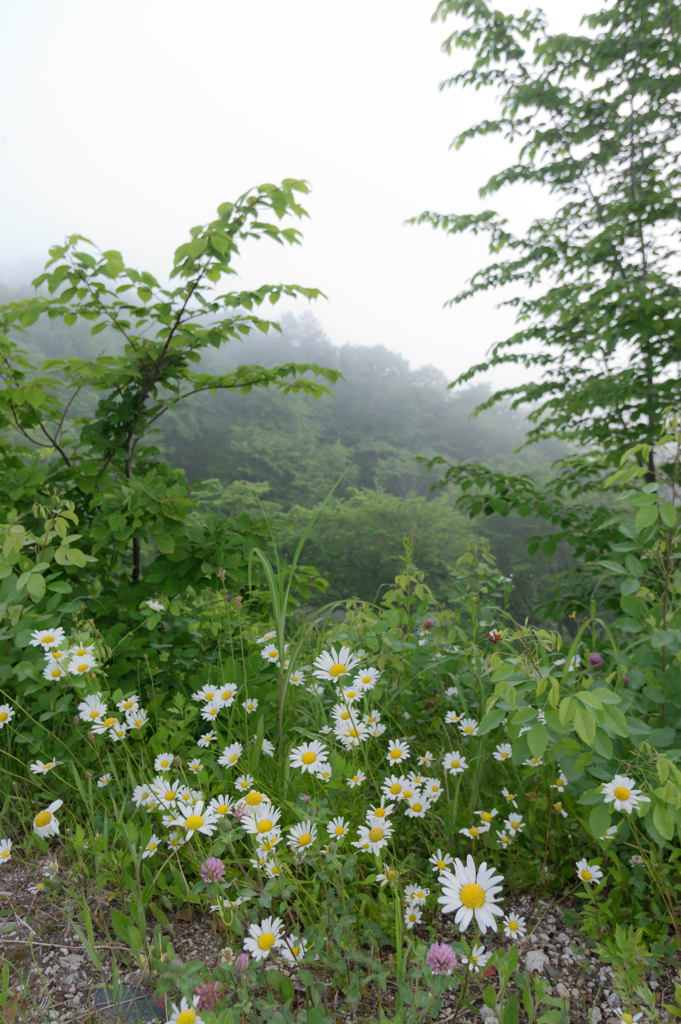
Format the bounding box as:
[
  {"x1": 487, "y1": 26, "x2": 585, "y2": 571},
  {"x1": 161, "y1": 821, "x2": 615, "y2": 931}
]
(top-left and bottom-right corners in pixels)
[
  {"x1": 607, "y1": 994, "x2": 621, "y2": 1008},
  {"x1": 556, "y1": 984, "x2": 570, "y2": 1001},
  {"x1": 590, "y1": 1009, "x2": 603, "y2": 1024}
]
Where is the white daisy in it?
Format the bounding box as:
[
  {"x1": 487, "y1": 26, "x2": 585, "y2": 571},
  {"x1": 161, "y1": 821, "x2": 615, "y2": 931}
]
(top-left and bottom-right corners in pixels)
[
  {"x1": 553, "y1": 801, "x2": 568, "y2": 818},
  {"x1": 260, "y1": 738, "x2": 275, "y2": 757},
  {"x1": 165, "y1": 996, "x2": 203, "y2": 1024},
  {"x1": 154, "y1": 752, "x2": 175, "y2": 772},
  {"x1": 460, "y1": 823, "x2": 490, "y2": 839},
  {"x1": 116, "y1": 695, "x2": 139, "y2": 714},
  {"x1": 316, "y1": 765, "x2": 333, "y2": 782},
  {"x1": 599, "y1": 825, "x2": 618, "y2": 841},
  {"x1": 576, "y1": 859, "x2": 604, "y2": 884},
  {"x1": 462, "y1": 944, "x2": 491, "y2": 972},
  {"x1": 335, "y1": 722, "x2": 370, "y2": 748},
  {"x1": 68, "y1": 653, "x2": 97, "y2": 676},
  {"x1": 30, "y1": 627, "x2": 65, "y2": 650},
  {"x1": 376, "y1": 867, "x2": 399, "y2": 887},
  {"x1": 504, "y1": 813, "x2": 525, "y2": 834},
  {"x1": 405, "y1": 793, "x2": 431, "y2": 818},
  {"x1": 313, "y1": 646, "x2": 360, "y2": 682},
  {"x1": 187, "y1": 759, "x2": 202, "y2": 774},
  {"x1": 445, "y1": 686, "x2": 459, "y2": 697},
  {"x1": 200, "y1": 701, "x2": 221, "y2": 722},
  {"x1": 288, "y1": 669, "x2": 306, "y2": 686},
  {"x1": 97, "y1": 773, "x2": 112, "y2": 788},
  {"x1": 429, "y1": 849, "x2": 454, "y2": 873},
  {"x1": 552, "y1": 773, "x2": 568, "y2": 792},
  {"x1": 91, "y1": 715, "x2": 119, "y2": 734},
  {"x1": 418, "y1": 751, "x2": 435, "y2": 766},
  {"x1": 347, "y1": 770, "x2": 366, "y2": 788},
  {"x1": 307, "y1": 683, "x2": 325, "y2": 696},
  {"x1": 29, "y1": 758, "x2": 62, "y2": 774},
  {"x1": 261, "y1": 644, "x2": 283, "y2": 664},
  {"x1": 242, "y1": 698, "x2": 259, "y2": 714},
  {"x1": 77, "y1": 694, "x2": 106, "y2": 723},
  {"x1": 235, "y1": 773, "x2": 254, "y2": 792},
  {"x1": 243, "y1": 916, "x2": 284, "y2": 960},
  {"x1": 523, "y1": 757, "x2": 543, "y2": 768},
  {"x1": 386, "y1": 739, "x2": 410, "y2": 764},
  {"x1": 458, "y1": 718, "x2": 478, "y2": 738},
  {"x1": 405, "y1": 884, "x2": 430, "y2": 905},
  {"x1": 601, "y1": 775, "x2": 650, "y2": 814},
  {"x1": 501, "y1": 787, "x2": 518, "y2": 807},
  {"x1": 255, "y1": 631, "x2": 277, "y2": 645},
  {"x1": 146, "y1": 600, "x2": 164, "y2": 612},
  {"x1": 493, "y1": 744, "x2": 513, "y2": 762},
  {"x1": 289, "y1": 740, "x2": 329, "y2": 774},
  {"x1": 174, "y1": 800, "x2": 218, "y2": 838},
  {"x1": 217, "y1": 685, "x2": 237, "y2": 708},
  {"x1": 476, "y1": 808, "x2": 498, "y2": 826},
  {"x1": 126, "y1": 709, "x2": 149, "y2": 730},
  {"x1": 404, "y1": 906, "x2": 422, "y2": 930},
  {"x1": 280, "y1": 935, "x2": 308, "y2": 963},
  {"x1": 327, "y1": 816, "x2": 349, "y2": 840},
  {"x1": 355, "y1": 667, "x2": 380, "y2": 690},
  {"x1": 197, "y1": 731, "x2": 217, "y2": 749},
  {"x1": 43, "y1": 664, "x2": 66, "y2": 682},
  {"x1": 496, "y1": 831, "x2": 512, "y2": 847},
  {"x1": 445, "y1": 711, "x2": 460, "y2": 724},
  {"x1": 192, "y1": 683, "x2": 219, "y2": 703},
  {"x1": 369, "y1": 723, "x2": 387, "y2": 737},
  {"x1": 142, "y1": 835, "x2": 161, "y2": 859},
  {"x1": 241, "y1": 803, "x2": 282, "y2": 839},
  {"x1": 208, "y1": 794, "x2": 232, "y2": 817},
  {"x1": 438, "y1": 855, "x2": 504, "y2": 933},
  {"x1": 0, "y1": 839, "x2": 12, "y2": 864},
  {"x1": 218, "y1": 742, "x2": 243, "y2": 768},
  {"x1": 503, "y1": 912, "x2": 526, "y2": 939},
  {"x1": 382, "y1": 774, "x2": 407, "y2": 799},
  {"x1": 108, "y1": 723, "x2": 128, "y2": 742},
  {"x1": 33, "y1": 800, "x2": 63, "y2": 838},
  {"x1": 288, "y1": 820, "x2": 317, "y2": 851},
  {"x1": 70, "y1": 643, "x2": 95, "y2": 658},
  {"x1": 155, "y1": 780, "x2": 181, "y2": 807},
  {"x1": 443, "y1": 751, "x2": 468, "y2": 775}
]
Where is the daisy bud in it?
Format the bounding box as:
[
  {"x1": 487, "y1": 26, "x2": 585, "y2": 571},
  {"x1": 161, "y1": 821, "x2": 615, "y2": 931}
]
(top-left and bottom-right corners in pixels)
[
  {"x1": 235, "y1": 594, "x2": 241, "y2": 610},
  {"x1": 85, "y1": 771, "x2": 93, "y2": 778},
  {"x1": 87, "y1": 732, "x2": 94, "y2": 742},
  {"x1": 73, "y1": 716, "x2": 80, "y2": 726},
  {"x1": 218, "y1": 567, "x2": 226, "y2": 582}
]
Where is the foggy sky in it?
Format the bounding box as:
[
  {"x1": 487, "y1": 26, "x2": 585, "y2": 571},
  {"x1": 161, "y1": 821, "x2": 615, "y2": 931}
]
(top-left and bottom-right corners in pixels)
[{"x1": 0, "y1": 0, "x2": 584, "y2": 387}]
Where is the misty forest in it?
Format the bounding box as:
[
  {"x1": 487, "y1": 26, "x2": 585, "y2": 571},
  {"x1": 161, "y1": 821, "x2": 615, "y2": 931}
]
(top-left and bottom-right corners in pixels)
[{"x1": 1, "y1": 2, "x2": 681, "y2": 1024}]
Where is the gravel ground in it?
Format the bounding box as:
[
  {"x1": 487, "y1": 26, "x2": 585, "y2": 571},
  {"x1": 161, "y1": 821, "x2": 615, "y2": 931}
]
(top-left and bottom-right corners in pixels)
[{"x1": 0, "y1": 859, "x2": 677, "y2": 1023}]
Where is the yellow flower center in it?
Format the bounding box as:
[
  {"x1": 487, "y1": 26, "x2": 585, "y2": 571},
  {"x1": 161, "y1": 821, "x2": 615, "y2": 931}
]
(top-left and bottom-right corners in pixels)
[
  {"x1": 403, "y1": 789, "x2": 413, "y2": 800},
  {"x1": 258, "y1": 932, "x2": 276, "y2": 950},
  {"x1": 581, "y1": 869, "x2": 592, "y2": 881},
  {"x1": 302, "y1": 752, "x2": 316, "y2": 764},
  {"x1": 164, "y1": 792, "x2": 176, "y2": 801},
  {"x1": 348, "y1": 728, "x2": 359, "y2": 738},
  {"x1": 390, "y1": 749, "x2": 402, "y2": 759},
  {"x1": 469, "y1": 827, "x2": 480, "y2": 837},
  {"x1": 222, "y1": 691, "x2": 232, "y2": 700},
  {"x1": 103, "y1": 717, "x2": 116, "y2": 728},
  {"x1": 177, "y1": 1011, "x2": 196, "y2": 1024},
  {"x1": 1, "y1": 850, "x2": 8, "y2": 858},
  {"x1": 413, "y1": 803, "x2": 423, "y2": 813},
  {"x1": 35, "y1": 811, "x2": 51, "y2": 827},
  {"x1": 501, "y1": 752, "x2": 510, "y2": 758},
  {"x1": 161, "y1": 759, "x2": 171, "y2": 768},
  {"x1": 77, "y1": 663, "x2": 88, "y2": 673},
  {"x1": 390, "y1": 783, "x2": 401, "y2": 794},
  {"x1": 50, "y1": 669, "x2": 61, "y2": 677},
  {"x1": 362, "y1": 676, "x2": 371, "y2": 684},
  {"x1": 258, "y1": 819, "x2": 273, "y2": 833},
  {"x1": 554, "y1": 803, "x2": 562, "y2": 812},
  {"x1": 340, "y1": 711, "x2": 350, "y2": 720},
  {"x1": 416, "y1": 891, "x2": 424, "y2": 898},
  {"x1": 246, "y1": 792, "x2": 263, "y2": 805},
  {"x1": 268, "y1": 651, "x2": 278, "y2": 658},
  {"x1": 437, "y1": 859, "x2": 445, "y2": 869},
  {"x1": 148, "y1": 842, "x2": 157, "y2": 852},
  {"x1": 217, "y1": 804, "x2": 229, "y2": 815},
  {"x1": 0, "y1": 713, "x2": 7, "y2": 722},
  {"x1": 346, "y1": 690, "x2": 357, "y2": 699},
  {"x1": 509, "y1": 920, "x2": 518, "y2": 931},
  {"x1": 460, "y1": 882, "x2": 485, "y2": 909},
  {"x1": 298, "y1": 833, "x2": 312, "y2": 846},
  {"x1": 464, "y1": 726, "x2": 474, "y2": 734},
  {"x1": 481, "y1": 812, "x2": 492, "y2": 823},
  {"x1": 185, "y1": 815, "x2": 204, "y2": 830},
  {"x1": 511, "y1": 820, "x2": 519, "y2": 829},
  {"x1": 369, "y1": 827, "x2": 384, "y2": 843},
  {"x1": 45, "y1": 762, "x2": 54, "y2": 770},
  {"x1": 291, "y1": 945, "x2": 300, "y2": 957},
  {"x1": 451, "y1": 761, "x2": 460, "y2": 769},
  {"x1": 42, "y1": 636, "x2": 54, "y2": 644},
  {"x1": 329, "y1": 663, "x2": 347, "y2": 677},
  {"x1": 621, "y1": 1015, "x2": 633, "y2": 1024},
  {"x1": 614, "y1": 786, "x2": 630, "y2": 801},
  {"x1": 335, "y1": 826, "x2": 345, "y2": 835},
  {"x1": 374, "y1": 808, "x2": 385, "y2": 817},
  {"x1": 88, "y1": 710, "x2": 99, "y2": 719}
]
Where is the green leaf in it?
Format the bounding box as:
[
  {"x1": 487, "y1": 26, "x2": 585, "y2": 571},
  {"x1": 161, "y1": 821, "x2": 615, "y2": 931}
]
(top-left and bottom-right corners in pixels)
[
  {"x1": 503, "y1": 994, "x2": 519, "y2": 1024},
  {"x1": 478, "y1": 708, "x2": 506, "y2": 735},
  {"x1": 601, "y1": 704, "x2": 629, "y2": 738},
  {"x1": 27, "y1": 573, "x2": 46, "y2": 601},
  {"x1": 527, "y1": 723, "x2": 549, "y2": 758},
  {"x1": 66, "y1": 547, "x2": 87, "y2": 568},
  {"x1": 660, "y1": 501, "x2": 677, "y2": 528},
  {"x1": 575, "y1": 689, "x2": 603, "y2": 710},
  {"x1": 573, "y1": 706, "x2": 597, "y2": 745},
  {"x1": 588, "y1": 803, "x2": 612, "y2": 840},
  {"x1": 652, "y1": 802, "x2": 675, "y2": 842},
  {"x1": 634, "y1": 504, "x2": 658, "y2": 531},
  {"x1": 156, "y1": 535, "x2": 175, "y2": 554}
]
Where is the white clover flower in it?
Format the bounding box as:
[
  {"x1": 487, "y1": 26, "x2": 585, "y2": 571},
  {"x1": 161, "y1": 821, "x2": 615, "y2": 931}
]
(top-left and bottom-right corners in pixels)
[
  {"x1": 68, "y1": 653, "x2": 97, "y2": 676},
  {"x1": 438, "y1": 855, "x2": 504, "y2": 933},
  {"x1": 288, "y1": 820, "x2": 317, "y2": 852},
  {"x1": 462, "y1": 944, "x2": 491, "y2": 972},
  {"x1": 501, "y1": 787, "x2": 517, "y2": 807},
  {"x1": 142, "y1": 835, "x2": 161, "y2": 859},
  {"x1": 404, "y1": 906, "x2": 422, "y2": 929},
  {"x1": 33, "y1": 800, "x2": 63, "y2": 838},
  {"x1": 244, "y1": 916, "x2": 284, "y2": 960},
  {"x1": 354, "y1": 820, "x2": 393, "y2": 854},
  {"x1": 166, "y1": 995, "x2": 203, "y2": 1024},
  {"x1": 289, "y1": 740, "x2": 329, "y2": 774},
  {"x1": 218, "y1": 742, "x2": 243, "y2": 768},
  {"x1": 116, "y1": 695, "x2": 139, "y2": 714},
  {"x1": 197, "y1": 730, "x2": 217, "y2": 749},
  {"x1": 602, "y1": 775, "x2": 650, "y2": 813},
  {"x1": 313, "y1": 646, "x2": 360, "y2": 682},
  {"x1": 242, "y1": 698, "x2": 259, "y2": 714},
  {"x1": 327, "y1": 817, "x2": 349, "y2": 840},
  {"x1": 458, "y1": 718, "x2": 478, "y2": 738},
  {"x1": 97, "y1": 774, "x2": 112, "y2": 788},
  {"x1": 30, "y1": 627, "x2": 65, "y2": 650},
  {"x1": 347, "y1": 770, "x2": 366, "y2": 788},
  {"x1": 443, "y1": 751, "x2": 468, "y2": 775},
  {"x1": 0, "y1": 839, "x2": 12, "y2": 865},
  {"x1": 29, "y1": 758, "x2": 62, "y2": 775},
  {"x1": 386, "y1": 738, "x2": 410, "y2": 764},
  {"x1": 576, "y1": 858, "x2": 604, "y2": 885}
]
